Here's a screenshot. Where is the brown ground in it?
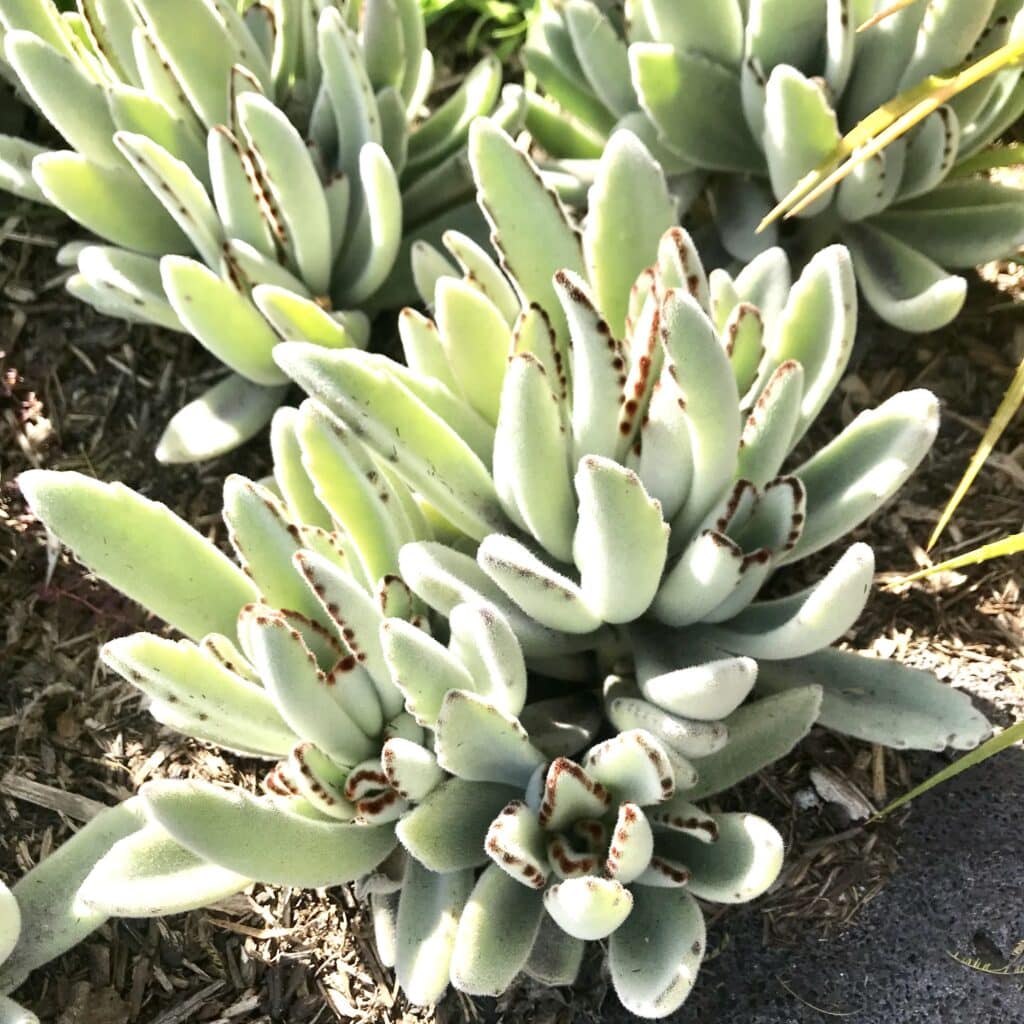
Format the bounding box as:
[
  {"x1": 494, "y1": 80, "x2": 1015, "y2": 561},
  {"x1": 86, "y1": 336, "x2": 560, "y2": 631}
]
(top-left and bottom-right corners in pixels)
[{"x1": 1, "y1": 194, "x2": 1022, "y2": 1022}]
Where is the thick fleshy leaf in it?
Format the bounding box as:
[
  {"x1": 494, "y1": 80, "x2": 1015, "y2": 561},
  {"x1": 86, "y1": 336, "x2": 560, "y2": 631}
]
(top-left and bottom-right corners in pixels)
[
  {"x1": 19, "y1": 471, "x2": 257, "y2": 642},
  {"x1": 534, "y1": 758, "x2": 611, "y2": 832},
  {"x1": 101, "y1": 634, "x2": 296, "y2": 757},
  {"x1": 756, "y1": 649, "x2": 992, "y2": 751},
  {"x1": 287, "y1": 743, "x2": 356, "y2": 821},
  {"x1": 380, "y1": 617, "x2": 475, "y2": 727},
  {"x1": 897, "y1": 106, "x2": 959, "y2": 202},
  {"x1": 656, "y1": 812, "x2": 784, "y2": 904},
  {"x1": 654, "y1": 531, "x2": 744, "y2": 627},
  {"x1": 380, "y1": 737, "x2": 443, "y2": 802},
  {"x1": 630, "y1": 43, "x2": 759, "y2": 173},
  {"x1": 142, "y1": 780, "x2": 395, "y2": 888},
  {"x1": 274, "y1": 344, "x2": 507, "y2": 540},
  {"x1": 708, "y1": 543, "x2": 874, "y2": 660},
  {"x1": 583, "y1": 730, "x2": 674, "y2": 806},
  {"x1": 679, "y1": 687, "x2": 822, "y2": 800},
  {"x1": 782, "y1": 390, "x2": 940, "y2": 563},
  {"x1": 0, "y1": 800, "x2": 146, "y2": 993},
  {"x1": 448, "y1": 602, "x2": 527, "y2": 716},
  {"x1": 735, "y1": 361, "x2": 805, "y2": 486},
  {"x1": 0, "y1": 880, "x2": 18, "y2": 966},
  {"x1": 843, "y1": 223, "x2": 966, "y2": 333},
  {"x1": 606, "y1": 696, "x2": 728, "y2": 762},
  {"x1": 544, "y1": 875, "x2": 633, "y2": 941},
  {"x1": 573, "y1": 456, "x2": 669, "y2": 623},
  {"x1": 583, "y1": 130, "x2": 675, "y2": 338},
  {"x1": 434, "y1": 690, "x2": 545, "y2": 786},
  {"x1": 608, "y1": 886, "x2": 705, "y2": 1019},
  {"x1": 524, "y1": 912, "x2": 585, "y2": 986},
  {"x1": 477, "y1": 534, "x2": 603, "y2": 634},
  {"x1": 485, "y1": 801, "x2": 549, "y2": 889},
  {"x1": 563, "y1": 0, "x2": 635, "y2": 118},
  {"x1": 493, "y1": 354, "x2": 575, "y2": 563},
  {"x1": 396, "y1": 778, "x2": 520, "y2": 872},
  {"x1": 605, "y1": 803, "x2": 654, "y2": 884},
  {"x1": 78, "y1": 823, "x2": 249, "y2": 916},
  {"x1": 396, "y1": 859, "x2": 473, "y2": 1007},
  {"x1": 450, "y1": 865, "x2": 544, "y2": 996}
]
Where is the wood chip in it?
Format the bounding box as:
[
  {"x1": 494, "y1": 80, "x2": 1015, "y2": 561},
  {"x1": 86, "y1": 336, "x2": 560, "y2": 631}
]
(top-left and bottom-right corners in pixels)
[{"x1": 0, "y1": 773, "x2": 108, "y2": 821}]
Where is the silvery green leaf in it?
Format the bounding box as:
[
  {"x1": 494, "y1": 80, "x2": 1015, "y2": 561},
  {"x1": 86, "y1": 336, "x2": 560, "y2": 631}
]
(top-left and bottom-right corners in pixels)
[
  {"x1": 544, "y1": 876, "x2": 633, "y2": 941},
  {"x1": 574, "y1": 456, "x2": 669, "y2": 624},
  {"x1": 468, "y1": 120, "x2": 584, "y2": 349},
  {"x1": 450, "y1": 864, "x2": 544, "y2": 996},
  {"x1": 155, "y1": 376, "x2": 285, "y2": 465},
  {"x1": 78, "y1": 823, "x2": 249, "y2": 916},
  {"x1": 494, "y1": 354, "x2": 575, "y2": 562},
  {"x1": 583, "y1": 730, "x2": 674, "y2": 806},
  {"x1": 142, "y1": 780, "x2": 396, "y2": 888},
  {"x1": 371, "y1": 890, "x2": 399, "y2": 969},
  {"x1": 655, "y1": 226, "x2": 710, "y2": 317},
  {"x1": 607, "y1": 696, "x2": 729, "y2": 761},
  {"x1": 409, "y1": 243, "x2": 458, "y2": 314},
  {"x1": 632, "y1": 622, "x2": 757, "y2": 723},
  {"x1": 0, "y1": 0, "x2": 80, "y2": 62},
  {"x1": 630, "y1": 43, "x2": 759, "y2": 173},
  {"x1": 18, "y1": 471, "x2": 257, "y2": 642},
  {"x1": 0, "y1": 799, "x2": 146, "y2": 992},
  {"x1": 360, "y1": 0, "x2": 405, "y2": 91},
  {"x1": 877, "y1": 179, "x2": 1024, "y2": 268},
  {"x1": 564, "y1": 1, "x2": 635, "y2": 118},
  {"x1": 583, "y1": 130, "x2": 675, "y2": 339},
  {"x1": 897, "y1": 0, "x2": 996, "y2": 91},
  {"x1": 0, "y1": 879, "x2": 18, "y2": 966},
  {"x1": 708, "y1": 543, "x2": 874, "y2": 659},
  {"x1": 477, "y1": 534, "x2": 603, "y2": 634},
  {"x1": 247, "y1": 611, "x2": 376, "y2": 765},
  {"x1": 4, "y1": 30, "x2": 122, "y2": 168},
  {"x1": 512, "y1": 303, "x2": 566, "y2": 398},
  {"x1": 223, "y1": 474, "x2": 325, "y2": 623},
  {"x1": 275, "y1": 344, "x2": 507, "y2": 540},
  {"x1": 533, "y1": 758, "x2": 612, "y2": 832},
  {"x1": 434, "y1": 276, "x2": 510, "y2": 423},
  {"x1": 101, "y1": 634, "x2": 296, "y2": 757},
  {"x1": 762, "y1": 65, "x2": 840, "y2": 218},
  {"x1": 519, "y1": 695, "x2": 602, "y2": 759},
  {"x1": 293, "y1": 549, "x2": 401, "y2": 718},
  {"x1": 381, "y1": 738, "x2": 444, "y2": 801},
  {"x1": 448, "y1": 602, "x2": 527, "y2": 717},
  {"x1": 434, "y1": 691, "x2": 545, "y2": 786},
  {"x1": 756, "y1": 649, "x2": 992, "y2": 751},
  {"x1": 824, "y1": 0, "x2": 855, "y2": 95},
  {"x1": 524, "y1": 913, "x2": 584, "y2": 986},
  {"x1": 287, "y1": 743, "x2": 356, "y2": 821},
  {"x1": 641, "y1": 0, "x2": 744, "y2": 65},
  {"x1": 842, "y1": 222, "x2": 966, "y2": 333},
  {"x1": 523, "y1": 89, "x2": 605, "y2": 160},
  {"x1": 608, "y1": 886, "x2": 705, "y2": 1019},
  {"x1": 380, "y1": 617, "x2": 476, "y2": 727},
  {"x1": 733, "y1": 245, "x2": 791, "y2": 327},
  {"x1": 836, "y1": 145, "x2": 900, "y2": 223},
  {"x1": 708, "y1": 268, "x2": 740, "y2": 332},
  {"x1": 0, "y1": 134, "x2": 49, "y2": 205},
  {"x1": 295, "y1": 403, "x2": 411, "y2": 583},
  {"x1": 629, "y1": 371, "x2": 693, "y2": 523},
  {"x1": 654, "y1": 531, "x2": 743, "y2": 627},
  {"x1": 269, "y1": 408, "x2": 332, "y2": 530},
  {"x1": 161, "y1": 256, "x2": 286, "y2": 386},
  {"x1": 655, "y1": 812, "x2": 784, "y2": 903},
  {"x1": 397, "y1": 778, "x2": 520, "y2": 872},
  {"x1": 605, "y1": 803, "x2": 654, "y2": 884},
  {"x1": 678, "y1": 687, "x2": 822, "y2": 800},
  {"x1": 646, "y1": 795, "x2": 719, "y2": 841},
  {"x1": 396, "y1": 859, "x2": 472, "y2": 1006},
  {"x1": 897, "y1": 107, "x2": 959, "y2": 202},
  {"x1": 709, "y1": 175, "x2": 779, "y2": 263},
  {"x1": 441, "y1": 229, "x2": 520, "y2": 324},
  {"x1": 736, "y1": 361, "x2": 804, "y2": 487},
  {"x1": 722, "y1": 302, "x2": 764, "y2": 398},
  {"x1": 485, "y1": 800, "x2": 549, "y2": 888},
  {"x1": 0, "y1": 995, "x2": 37, "y2": 1024},
  {"x1": 661, "y1": 289, "x2": 741, "y2": 539},
  {"x1": 764, "y1": 244, "x2": 856, "y2": 445},
  {"x1": 782, "y1": 390, "x2": 940, "y2": 563},
  {"x1": 955, "y1": 68, "x2": 1024, "y2": 161}
]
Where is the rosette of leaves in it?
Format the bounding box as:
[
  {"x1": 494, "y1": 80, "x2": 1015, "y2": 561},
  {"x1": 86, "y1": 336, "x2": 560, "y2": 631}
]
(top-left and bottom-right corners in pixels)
[
  {"x1": 278, "y1": 120, "x2": 992, "y2": 762},
  {"x1": 522, "y1": 0, "x2": 1024, "y2": 332},
  {"x1": 0, "y1": 0, "x2": 521, "y2": 461}
]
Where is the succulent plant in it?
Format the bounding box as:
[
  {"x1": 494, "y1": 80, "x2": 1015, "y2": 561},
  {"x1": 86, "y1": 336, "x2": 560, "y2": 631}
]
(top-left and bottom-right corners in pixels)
[
  {"x1": 278, "y1": 120, "x2": 992, "y2": 759},
  {"x1": 0, "y1": 0, "x2": 522, "y2": 461},
  {"x1": 521, "y1": 0, "x2": 1024, "y2": 332},
  {"x1": 14, "y1": 448, "x2": 792, "y2": 1018},
  {"x1": 1, "y1": 879, "x2": 38, "y2": 1024}
]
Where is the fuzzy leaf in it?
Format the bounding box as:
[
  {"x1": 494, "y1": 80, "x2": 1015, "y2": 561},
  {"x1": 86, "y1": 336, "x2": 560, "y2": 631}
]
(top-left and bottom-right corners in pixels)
[
  {"x1": 544, "y1": 876, "x2": 633, "y2": 941},
  {"x1": 485, "y1": 801, "x2": 549, "y2": 889},
  {"x1": 142, "y1": 780, "x2": 395, "y2": 888},
  {"x1": 448, "y1": 602, "x2": 527, "y2": 716},
  {"x1": 583, "y1": 730, "x2": 674, "y2": 806},
  {"x1": 756, "y1": 649, "x2": 992, "y2": 751},
  {"x1": 524, "y1": 912, "x2": 584, "y2": 986},
  {"x1": 19, "y1": 471, "x2": 257, "y2": 642}
]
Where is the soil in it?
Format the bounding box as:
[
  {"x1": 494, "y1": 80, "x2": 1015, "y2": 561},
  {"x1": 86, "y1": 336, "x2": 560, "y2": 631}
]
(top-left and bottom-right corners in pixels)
[{"x1": 1, "y1": 196, "x2": 1022, "y2": 1023}]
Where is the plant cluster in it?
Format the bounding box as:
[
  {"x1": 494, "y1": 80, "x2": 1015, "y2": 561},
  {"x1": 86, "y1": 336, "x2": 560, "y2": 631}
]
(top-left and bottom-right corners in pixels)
[
  {"x1": 0, "y1": 1, "x2": 1011, "y2": 1020},
  {"x1": 524, "y1": 0, "x2": 1024, "y2": 331},
  {"x1": 0, "y1": 0, "x2": 520, "y2": 460}
]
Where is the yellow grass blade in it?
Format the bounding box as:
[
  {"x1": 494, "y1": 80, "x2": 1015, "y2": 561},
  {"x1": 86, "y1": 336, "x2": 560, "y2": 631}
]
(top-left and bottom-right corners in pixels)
[
  {"x1": 928, "y1": 346, "x2": 1024, "y2": 551},
  {"x1": 874, "y1": 720, "x2": 1024, "y2": 819},
  {"x1": 857, "y1": 0, "x2": 921, "y2": 34},
  {"x1": 896, "y1": 532, "x2": 1024, "y2": 584},
  {"x1": 757, "y1": 39, "x2": 1024, "y2": 233}
]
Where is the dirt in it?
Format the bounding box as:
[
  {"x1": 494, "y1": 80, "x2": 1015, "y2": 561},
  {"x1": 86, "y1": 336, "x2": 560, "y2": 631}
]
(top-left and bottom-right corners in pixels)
[{"x1": 1, "y1": 192, "x2": 1022, "y2": 1023}]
